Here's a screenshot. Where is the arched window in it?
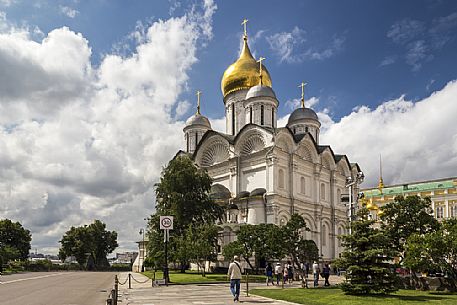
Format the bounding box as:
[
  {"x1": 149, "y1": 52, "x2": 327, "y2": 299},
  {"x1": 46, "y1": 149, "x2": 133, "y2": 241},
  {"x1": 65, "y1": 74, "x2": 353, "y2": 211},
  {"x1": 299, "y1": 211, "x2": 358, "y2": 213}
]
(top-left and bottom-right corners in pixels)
[
  {"x1": 195, "y1": 132, "x2": 198, "y2": 147},
  {"x1": 300, "y1": 177, "x2": 306, "y2": 194},
  {"x1": 279, "y1": 169, "x2": 285, "y2": 189},
  {"x1": 337, "y1": 189, "x2": 341, "y2": 204},
  {"x1": 186, "y1": 134, "x2": 189, "y2": 152},
  {"x1": 436, "y1": 205, "x2": 444, "y2": 219},
  {"x1": 250, "y1": 106, "x2": 252, "y2": 124},
  {"x1": 337, "y1": 227, "x2": 342, "y2": 246},
  {"x1": 305, "y1": 126, "x2": 309, "y2": 133},
  {"x1": 322, "y1": 224, "x2": 327, "y2": 246},
  {"x1": 260, "y1": 105, "x2": 264, "y2": 125},
  {"x1": 320, "y1": 183, "x2": 326, "y2": 200},
  {"x1": 231, "y1": 104, "x2": 235, "y2": 135}
]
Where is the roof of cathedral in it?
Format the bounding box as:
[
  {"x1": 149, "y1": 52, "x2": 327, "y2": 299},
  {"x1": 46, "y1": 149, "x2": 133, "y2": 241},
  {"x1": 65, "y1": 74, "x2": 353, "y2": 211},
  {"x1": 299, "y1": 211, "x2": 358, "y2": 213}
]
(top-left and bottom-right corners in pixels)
[
  {"x1": 185, "y1": 113, "x2": 212, "y2": 129},
  {"x1": 287, "y1": 107, "x2": 319, "y2": 125},
  {"x1": 245, "y1": 85, "x2": 276, "y2": 100},
  {"x1": 221, "y1": 36, "x2": 272, "y2": 98}
]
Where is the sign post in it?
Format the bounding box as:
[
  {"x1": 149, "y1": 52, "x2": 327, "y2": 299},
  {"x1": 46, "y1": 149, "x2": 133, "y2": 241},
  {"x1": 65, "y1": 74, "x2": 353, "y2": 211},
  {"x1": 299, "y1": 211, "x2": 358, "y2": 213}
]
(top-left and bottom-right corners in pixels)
[{"x1": 160, "y1": 216, "x2": 173, "y2": 286}]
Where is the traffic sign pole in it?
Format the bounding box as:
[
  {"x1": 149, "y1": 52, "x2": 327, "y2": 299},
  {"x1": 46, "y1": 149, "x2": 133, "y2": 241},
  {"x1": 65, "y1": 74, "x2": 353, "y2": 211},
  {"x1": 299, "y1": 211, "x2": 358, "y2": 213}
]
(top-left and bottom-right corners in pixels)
[{"x1": 159, "y1": 216, "x2": 173, "y2": 286}]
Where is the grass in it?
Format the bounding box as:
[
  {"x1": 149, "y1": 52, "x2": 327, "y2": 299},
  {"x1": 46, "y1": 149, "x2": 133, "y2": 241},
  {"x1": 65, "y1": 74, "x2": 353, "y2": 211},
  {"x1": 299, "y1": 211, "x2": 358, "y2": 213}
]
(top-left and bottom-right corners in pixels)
[
  {"x1": 250, "y1": 287, "x2": 457, "y2": 305},
  {"x1": 142, "y1": 270, "x2": 266, "y2": 284}
]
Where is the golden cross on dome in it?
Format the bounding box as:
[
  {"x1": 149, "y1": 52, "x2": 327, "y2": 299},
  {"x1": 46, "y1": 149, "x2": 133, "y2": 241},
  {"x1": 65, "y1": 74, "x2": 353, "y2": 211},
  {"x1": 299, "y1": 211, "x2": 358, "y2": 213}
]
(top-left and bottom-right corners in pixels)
[
  {"x1": 196, "y1": 90, "x2": 202, "y2": 114},
  {"x1": 298, "y1": 82, "x2": 307, "y2": 108},
  {"x1": 257, "y1": 56, "x2": 265, "y2": 85},
  {"x1": 241, "y1": 18, "x2": 248, "y2": 38}
]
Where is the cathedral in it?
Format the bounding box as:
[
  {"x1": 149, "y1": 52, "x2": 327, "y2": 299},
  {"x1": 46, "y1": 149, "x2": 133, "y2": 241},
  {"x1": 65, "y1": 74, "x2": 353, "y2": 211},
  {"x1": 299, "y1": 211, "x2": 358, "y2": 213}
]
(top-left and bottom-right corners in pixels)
[{"x1": 178, "y1": 24, "x2": 363, "y2": 261}]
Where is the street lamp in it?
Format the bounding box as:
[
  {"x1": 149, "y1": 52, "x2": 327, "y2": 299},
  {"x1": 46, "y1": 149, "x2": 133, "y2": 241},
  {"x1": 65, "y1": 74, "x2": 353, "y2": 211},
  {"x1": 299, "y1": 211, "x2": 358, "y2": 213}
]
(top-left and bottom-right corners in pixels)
[
  {"x1": 345, "y1": 171, "x2": 364, "y2": 234},
  {"x1": 139, "y1": 228, "x2": 145, "y2": 272}
]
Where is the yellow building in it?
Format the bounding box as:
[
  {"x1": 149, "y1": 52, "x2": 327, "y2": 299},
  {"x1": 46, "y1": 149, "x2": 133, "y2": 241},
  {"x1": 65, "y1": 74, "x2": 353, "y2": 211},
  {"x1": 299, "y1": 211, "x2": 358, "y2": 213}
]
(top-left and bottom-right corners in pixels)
[{"x1": 361, "y1": 176, "x2": 457, "y2": 221}]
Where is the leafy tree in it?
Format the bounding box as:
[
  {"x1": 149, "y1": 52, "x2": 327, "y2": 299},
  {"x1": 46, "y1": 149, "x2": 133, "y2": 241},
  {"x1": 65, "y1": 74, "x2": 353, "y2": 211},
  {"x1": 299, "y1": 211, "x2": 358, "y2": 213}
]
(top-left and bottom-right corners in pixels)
[
  {"x1": 59, "y1": 220, "x2": 118, "y2": 269},
  {"x1": 147, "y1": 156, "x2": 223, "y2": 273},
  {"x1": 380, "y1": 195, "x2": 439, "y2": 262},
  {"x1": 404, "y1": 218, "x2": 457, "y2": 280},
  {"x1": 281, "y1": 214, "x2": 318, "y2": 273},
  {"x1": 336, "y1": 207, "x2": 398, "y2": 295},
  {"x1": 0, "y1": 219, "x2": 32, "y2": 261},
  {"x1": 187, "y1": 224, "x2": 219, "y2": 276}
]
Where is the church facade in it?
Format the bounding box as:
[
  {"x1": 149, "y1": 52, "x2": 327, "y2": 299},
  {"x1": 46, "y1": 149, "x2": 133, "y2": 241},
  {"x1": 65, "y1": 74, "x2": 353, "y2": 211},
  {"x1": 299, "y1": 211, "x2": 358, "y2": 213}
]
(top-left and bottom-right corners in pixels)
[{"x1": 179, "y1": 29, "x2": 363, "y2": 261}]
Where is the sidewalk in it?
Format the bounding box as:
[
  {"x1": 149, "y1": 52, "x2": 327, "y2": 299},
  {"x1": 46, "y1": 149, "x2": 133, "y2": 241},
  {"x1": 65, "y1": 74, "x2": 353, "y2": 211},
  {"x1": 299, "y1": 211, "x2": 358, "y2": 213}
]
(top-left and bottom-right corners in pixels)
[{"x1": 117, "y1": 272, "x2": 343, "y2": 305}]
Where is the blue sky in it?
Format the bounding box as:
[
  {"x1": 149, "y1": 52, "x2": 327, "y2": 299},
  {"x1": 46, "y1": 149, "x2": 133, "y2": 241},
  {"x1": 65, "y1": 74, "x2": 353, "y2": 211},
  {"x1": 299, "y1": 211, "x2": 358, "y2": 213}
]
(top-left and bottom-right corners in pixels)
[
  {"x1": 3, "y1": 0, "x2": 457, "y2": 120},
  {"x1": 1, "y1": 0, "x2": 457, "y2": 253}
]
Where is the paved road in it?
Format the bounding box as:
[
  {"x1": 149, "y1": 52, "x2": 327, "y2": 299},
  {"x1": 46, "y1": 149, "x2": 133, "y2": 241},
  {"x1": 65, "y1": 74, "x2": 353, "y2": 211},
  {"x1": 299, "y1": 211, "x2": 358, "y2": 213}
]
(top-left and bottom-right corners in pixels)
[
  {"x1": 0, "y1": 272, "x2": 116, "y2": 305},
  {"x1": 118, "y1": 272, "x2": 303, "y2": 305}
]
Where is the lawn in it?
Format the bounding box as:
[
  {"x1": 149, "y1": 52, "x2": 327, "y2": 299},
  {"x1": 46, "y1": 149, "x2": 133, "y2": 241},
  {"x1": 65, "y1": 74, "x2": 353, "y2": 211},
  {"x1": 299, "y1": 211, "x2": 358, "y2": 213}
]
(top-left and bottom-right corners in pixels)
[
  {"x1": 250, "y1": 287, "x2": 457, "y2": 305},
  {"x1": 142, "y1": 270, "x2": 266, "y2": 284}
]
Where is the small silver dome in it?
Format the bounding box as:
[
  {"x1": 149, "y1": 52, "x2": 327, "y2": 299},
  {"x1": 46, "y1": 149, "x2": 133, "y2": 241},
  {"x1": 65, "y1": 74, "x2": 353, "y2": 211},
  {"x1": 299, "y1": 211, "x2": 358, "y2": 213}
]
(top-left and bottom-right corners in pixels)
[
  {"x1": 185, "y1": 113, "x2": 212, "y2": 128},
  {"x1": 245, "y1": 85, "x2": 276, "y2": 100},
  {"x1": 287, "y1": 107, "x2": 319, "y2": 125}
]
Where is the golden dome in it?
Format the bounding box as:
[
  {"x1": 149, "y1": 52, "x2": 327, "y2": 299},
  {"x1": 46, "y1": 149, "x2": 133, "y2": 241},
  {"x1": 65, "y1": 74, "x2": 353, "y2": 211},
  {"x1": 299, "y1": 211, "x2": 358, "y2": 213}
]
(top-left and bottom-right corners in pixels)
[
  {"x1": 366, "y1": 202, "x2": 379, "y2": 210},
  {"x1": 221, "y1": 37, "x2": 272, "y2": 97}
]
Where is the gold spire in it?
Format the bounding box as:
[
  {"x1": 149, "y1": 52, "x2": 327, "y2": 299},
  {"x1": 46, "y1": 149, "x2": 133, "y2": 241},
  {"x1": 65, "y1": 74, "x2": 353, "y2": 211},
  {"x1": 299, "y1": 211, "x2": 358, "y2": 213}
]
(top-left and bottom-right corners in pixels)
[
  {"x1": 257, "y1": 57, "x2": 265, "y2": 85},
  {"x1": 378, "y1": 154, "x2": 384, "y2": 193},
  {"x1": 196, "y1": 90, "x2": 202, "y2": 114},
  {"x1": 298, "y1": 82, "x2": 307, "y2": 108},
  {"x1": 220, "y1": 19, "x2": 272, "y2": 97}
]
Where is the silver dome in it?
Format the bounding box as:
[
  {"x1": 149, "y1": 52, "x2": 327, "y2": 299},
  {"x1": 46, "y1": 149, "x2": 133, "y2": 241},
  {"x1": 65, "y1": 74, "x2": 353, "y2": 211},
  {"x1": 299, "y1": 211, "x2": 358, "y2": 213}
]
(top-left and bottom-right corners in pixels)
[
  {"x1": 245, "y1": 85, "x2": 276, "y2": 100},
  {"x1": 185, "y1": 113, "x2": 212, "y2": 128},
  {"x1": 287, "y1": 107, "x2": 319, "y2": 125}
]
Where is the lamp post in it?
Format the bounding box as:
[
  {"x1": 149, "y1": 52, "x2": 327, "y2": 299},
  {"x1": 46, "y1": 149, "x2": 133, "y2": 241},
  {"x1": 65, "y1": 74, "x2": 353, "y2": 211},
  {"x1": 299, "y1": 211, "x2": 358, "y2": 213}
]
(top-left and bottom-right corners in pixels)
[
  {"x1": 345, "y1": 172, "x2": 364, "y2": 235},
  {"x1": 139, "y1": 228, "x2": 145, "y2": 272}
]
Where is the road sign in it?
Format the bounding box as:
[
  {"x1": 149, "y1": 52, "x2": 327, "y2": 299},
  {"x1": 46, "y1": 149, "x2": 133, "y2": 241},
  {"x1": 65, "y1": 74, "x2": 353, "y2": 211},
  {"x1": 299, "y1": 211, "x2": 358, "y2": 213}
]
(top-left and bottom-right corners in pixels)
[{"x1": 160, "y1": 216, "x2": 174, "y2": 230}]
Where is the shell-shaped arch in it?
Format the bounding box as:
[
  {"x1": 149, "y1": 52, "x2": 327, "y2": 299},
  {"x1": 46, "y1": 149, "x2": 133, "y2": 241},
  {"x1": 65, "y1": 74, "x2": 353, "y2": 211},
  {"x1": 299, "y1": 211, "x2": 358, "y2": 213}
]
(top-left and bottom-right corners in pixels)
[
  {"x1": 200, "y1": 141, "x2": 230, "y2": 167},
  {"x1": 321, "y1": 151, "x2": 336, "y2": 170},
  {"x1": 297, "y1": 144, "x2": 315, "y2": 162},
  {"x1": 240, "y1": 135, "x2": 265, "y2": 155}
]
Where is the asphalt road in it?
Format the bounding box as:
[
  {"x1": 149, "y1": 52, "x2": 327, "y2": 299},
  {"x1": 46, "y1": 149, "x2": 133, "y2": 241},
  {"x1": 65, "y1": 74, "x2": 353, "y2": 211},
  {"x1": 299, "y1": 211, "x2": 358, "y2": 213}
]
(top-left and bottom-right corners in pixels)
[{"x1": 0, "y1": 271, "x2": 116, "y2": 305}]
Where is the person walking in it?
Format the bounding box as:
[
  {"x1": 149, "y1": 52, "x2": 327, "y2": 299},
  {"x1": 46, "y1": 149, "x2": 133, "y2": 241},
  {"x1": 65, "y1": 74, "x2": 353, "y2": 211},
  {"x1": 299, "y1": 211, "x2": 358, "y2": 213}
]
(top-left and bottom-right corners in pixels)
[
  {"x1": 312, "y1": 261, "x2": 320, "y2": 287},
  {"x1": 274, "y1": 262, "x2": 282, "y2": 285},
  {"x1": 265, "y1": 262, "x2": 274, "y2": 286},
  {"x1": 287, "y1": 261, "x2": 294, "y2": 283},
  {"x1": 323, "y1": 263, "x2": 331, "y2": 286},
  {"x1": 228, "y1": 256, "x2": 243, "y2": 302},
  {"x1": 283, "y1": 263, "x2": 289, "y2": 284}
]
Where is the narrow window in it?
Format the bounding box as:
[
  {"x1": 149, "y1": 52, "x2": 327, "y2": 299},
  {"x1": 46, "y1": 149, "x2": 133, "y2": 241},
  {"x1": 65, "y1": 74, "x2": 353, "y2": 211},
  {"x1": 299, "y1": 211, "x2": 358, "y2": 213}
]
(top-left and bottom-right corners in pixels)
[
  {"x1": 250, "y1": 107, "x2": 253, "y2": 123},
  {"x1": 305, "y1": 126, "x2": 309, "y2": 133},
  {"x1": 300, "y1": 177, "x2": 306, "y2": 194},
  {"x1": 322, "y1": 225, "x2": 327, "y2": 246},
  {"x1": 260, "y1": 105, "x2": 264, "y2": 125},
  {"x1": 338, "y1": 227, "x2": 342, "y2": 246},
  {"x1": 231, "y1": 104, "x2": 235, "y2": 135},
  {"x1": 186, "y1": 134, "x2": 189, "y2": 152},
  {"x1": 337, "y1": 189, "x2": 341, "y2": 204},
  {"x1": 271, "y1": 108, "x2": 274, "y2": 126},
  {"x1": 195, "y1": 132, "x2": 198, "y2": 148},
  {"x1": 320, "y1": 183, "x2": 326, "y2": 200}
]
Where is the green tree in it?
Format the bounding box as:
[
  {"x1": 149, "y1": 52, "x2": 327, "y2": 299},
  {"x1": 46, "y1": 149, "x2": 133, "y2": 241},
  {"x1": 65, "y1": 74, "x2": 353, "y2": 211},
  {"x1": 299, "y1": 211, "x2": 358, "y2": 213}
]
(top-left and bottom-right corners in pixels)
[
  {"x1": 404, "y1": 218, "x2": 457, "y2": 280},
  {"x1": 336, "y1": 208, "x2": 398, "y2": 295},
  {"x1": 0, "y1": 219, "x2": 32, "y2": 261},
  {"x1": 147, "y1": 156, "x2": 223, "y2": 273},
  {"x1": 59, "y1": 220, "x2": 118, "y2": 269},
  {"x1": 380, "y1": 195, "x2": 439, "y2": 262}
]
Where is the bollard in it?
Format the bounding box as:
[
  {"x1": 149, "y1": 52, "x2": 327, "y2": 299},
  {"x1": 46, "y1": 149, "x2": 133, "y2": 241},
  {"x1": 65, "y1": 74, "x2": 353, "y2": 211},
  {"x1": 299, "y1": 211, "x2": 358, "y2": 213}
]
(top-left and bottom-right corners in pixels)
[
  {"x1": 114, "y1": 275, "x2": 119, "y2": 305},
  {"x1": 128, "y1": 273, "x2": 132, "y2": 289}
]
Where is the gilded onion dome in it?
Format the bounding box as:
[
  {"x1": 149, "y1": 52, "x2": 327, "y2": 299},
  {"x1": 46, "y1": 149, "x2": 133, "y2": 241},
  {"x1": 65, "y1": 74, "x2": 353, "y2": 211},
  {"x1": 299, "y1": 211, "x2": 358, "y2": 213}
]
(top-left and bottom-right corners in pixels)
[{"x1": 221, "y1": 37, "x2": 272, "y2": 97}]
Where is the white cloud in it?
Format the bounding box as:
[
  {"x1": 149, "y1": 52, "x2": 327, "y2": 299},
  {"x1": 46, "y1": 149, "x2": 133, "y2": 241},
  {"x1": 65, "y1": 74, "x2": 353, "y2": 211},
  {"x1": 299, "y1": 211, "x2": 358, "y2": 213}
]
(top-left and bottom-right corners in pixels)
[
  {"x1": 0, "y1": 1, "x2": 216, "y2": 253},
  {"x1": 284, "y1": 96, "x2": 319, "y2": 111},
  {"x1": 267, "y1": 26, "x2": 345, "y2": 63},
  {"x1": 379, "y1": 55, "x2": 397, "y2": 67},
  {"x1": 59, "y1": 5, "x2": 79, "y2": 18},
  {"x1": 320, "y1": 80, "x2": 457, "y2": 188},
  {"x1": 0, "y1": 0, "x2": 16, "y2": 7}
]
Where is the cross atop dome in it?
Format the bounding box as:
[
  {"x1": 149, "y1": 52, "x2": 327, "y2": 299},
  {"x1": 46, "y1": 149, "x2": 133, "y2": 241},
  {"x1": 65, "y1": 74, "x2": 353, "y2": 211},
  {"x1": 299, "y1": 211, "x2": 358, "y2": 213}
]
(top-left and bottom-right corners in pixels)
[
  {"x1": 241, "y1": 18, "x2": 248, "y2": 39},
  {"x1": 298, "y1": 82, "x2": 307, "y2": 108},
  {"x1": 196, "y1": 90, "x2": 202, "y2": 114}
]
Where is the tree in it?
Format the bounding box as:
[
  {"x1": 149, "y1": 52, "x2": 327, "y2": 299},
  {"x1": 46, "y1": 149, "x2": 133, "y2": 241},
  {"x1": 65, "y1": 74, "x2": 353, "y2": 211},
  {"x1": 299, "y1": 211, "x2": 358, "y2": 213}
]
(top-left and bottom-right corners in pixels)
[
  {"x1": 336, "y1": 208, "x2": 398, "y2": 295},
  {"x1": 59, "y1": 220, "x2": 118, "y2": 269},
  {"x1": 404, "y1": 218, "x2": 457, "y2": 280},
  {"x1": 0, "y1": 219, "x2": 32, "y2": 261},
  {"x1": 380, "y1": 195, "x2": 439, "y2": 262},
  {"x1": 147, "y1": 156, "x2": 223, "y2": 273}
]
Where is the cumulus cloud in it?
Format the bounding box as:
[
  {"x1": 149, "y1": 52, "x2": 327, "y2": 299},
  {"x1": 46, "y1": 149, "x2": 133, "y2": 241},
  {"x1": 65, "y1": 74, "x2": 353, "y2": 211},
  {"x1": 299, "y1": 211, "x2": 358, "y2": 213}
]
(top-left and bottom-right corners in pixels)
[
  {"x1": 0, "y1": 1, "x2": 217, "y2": 253},
  {"x1": 266, "y1": 26, "x2": 345, "y2": 63},
  {"x1": 320, "y1": 80, "x2": 457, "y2": 188},
  {"x1": 387, "y1": 13, "x2": 457, "y2": 71},
  {"x1": 0, "y1": 0, "x2": 15, "y2": 7}
]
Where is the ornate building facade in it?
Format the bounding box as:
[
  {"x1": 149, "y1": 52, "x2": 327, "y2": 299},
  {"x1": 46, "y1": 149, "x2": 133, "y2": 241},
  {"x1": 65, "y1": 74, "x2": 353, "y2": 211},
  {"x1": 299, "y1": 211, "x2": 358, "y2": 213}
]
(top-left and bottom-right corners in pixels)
[{"x1": 179, "y1": 27, "x2": 363, "y2": 261}]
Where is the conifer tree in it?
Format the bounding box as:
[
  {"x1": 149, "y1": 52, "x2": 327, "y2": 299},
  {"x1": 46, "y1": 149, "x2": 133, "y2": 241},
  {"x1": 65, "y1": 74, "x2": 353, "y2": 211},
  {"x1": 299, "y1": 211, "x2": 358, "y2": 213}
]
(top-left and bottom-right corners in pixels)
[{"x1": 336, "y1": 207, "x2": 398, "y2": 294}]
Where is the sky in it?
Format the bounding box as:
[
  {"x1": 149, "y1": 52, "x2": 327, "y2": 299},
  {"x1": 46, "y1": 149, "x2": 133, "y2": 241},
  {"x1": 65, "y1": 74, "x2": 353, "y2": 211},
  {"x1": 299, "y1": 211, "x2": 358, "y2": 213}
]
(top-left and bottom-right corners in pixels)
[{"x1": 0, "y1": 0, "x2": 457, "y2": 254}]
